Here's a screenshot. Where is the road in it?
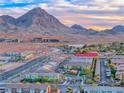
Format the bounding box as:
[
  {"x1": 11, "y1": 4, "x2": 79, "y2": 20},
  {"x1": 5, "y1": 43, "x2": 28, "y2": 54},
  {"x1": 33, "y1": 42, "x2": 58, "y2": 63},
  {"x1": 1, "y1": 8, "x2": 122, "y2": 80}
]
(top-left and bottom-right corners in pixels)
[
  {"x1": 100, "y1": 58, "x2": 108, "y2": 82},
  {"x1": 0, "y1": 56, "x2": 48, "y2": 81},
  {"x1": 57, "y1": 74, "x2": 83, "y2": 92},
  {"x1": 51, "y1": 84, "x2": 81, "y2": 93}
]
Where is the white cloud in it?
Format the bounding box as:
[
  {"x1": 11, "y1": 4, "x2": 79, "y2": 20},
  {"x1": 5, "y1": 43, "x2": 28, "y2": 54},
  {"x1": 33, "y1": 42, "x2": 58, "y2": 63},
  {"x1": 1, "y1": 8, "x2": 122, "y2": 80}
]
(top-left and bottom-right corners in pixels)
[{"x1": 0, "y1": 0, "x2": 34, "y2": 3}]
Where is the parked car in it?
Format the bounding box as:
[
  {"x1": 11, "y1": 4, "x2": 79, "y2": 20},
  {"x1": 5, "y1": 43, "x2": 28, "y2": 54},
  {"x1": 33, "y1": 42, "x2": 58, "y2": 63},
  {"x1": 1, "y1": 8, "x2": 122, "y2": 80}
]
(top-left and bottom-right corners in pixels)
[
  {"x1": 106, "y1": 71, "x2": 111, "y2": 77},
  {"x1": 106, "y1": 68, "x2": 111, "y2": 72},
  {"x1": 104, "y1": 61, "x2": 108, "y2": 66}
]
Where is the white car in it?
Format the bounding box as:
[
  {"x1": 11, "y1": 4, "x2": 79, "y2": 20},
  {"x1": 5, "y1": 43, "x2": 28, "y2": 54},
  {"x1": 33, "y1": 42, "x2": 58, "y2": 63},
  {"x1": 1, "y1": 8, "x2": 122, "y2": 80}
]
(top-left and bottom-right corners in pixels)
[
  {"x1": 104, "y1": 61, "x2": 108, "y2": 66},
  {"x1": 106, "y1": 68, "x2": 111, "y2": 72},
  {"x1": 106, "y1": 71, "x2": 111, "y2": 76}
]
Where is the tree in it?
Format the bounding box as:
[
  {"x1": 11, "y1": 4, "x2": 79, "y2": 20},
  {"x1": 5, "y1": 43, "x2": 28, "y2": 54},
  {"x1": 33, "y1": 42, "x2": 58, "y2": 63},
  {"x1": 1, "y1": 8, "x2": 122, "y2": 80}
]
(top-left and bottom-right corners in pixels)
[
  {"x1": 111, "y1": 67, "x2": 117, "y2": 78},
  {"x1": 76, "y1": 48, "x2": 81, "y2": 53},
  {"x1": 109, "y1": 63, "x2": 115, "y2": 68},
  {"x1": 66, "y1": 87, "x2": 73, "y2": 93},
  {"x1": 82, "y1": 48, "x2": 88, "y2": 53},
  {"x1": 83, "y1": 44, "x2": 87, "y2": 48},
  {"x1": 121, "y1": 75, "x2": 124, "y2": 86},
  {"x1": 0, "y1": 64, "x2": 3, "y2": 72},
  {"x1": 108, "y1": 58, "x2": 112, "y2": 64},
  {"x1": 92, "y1": 58, "x2": 97, "y2": 78},
  {"x1": 94, "y1": 75, "x2": 100, "y2": 81},
  {"x1": 85, "y1": 79, "x2": 94, "y2": 84},
  {"x1": 84, "y1": 67, "x2": 92, "y2": 75}
]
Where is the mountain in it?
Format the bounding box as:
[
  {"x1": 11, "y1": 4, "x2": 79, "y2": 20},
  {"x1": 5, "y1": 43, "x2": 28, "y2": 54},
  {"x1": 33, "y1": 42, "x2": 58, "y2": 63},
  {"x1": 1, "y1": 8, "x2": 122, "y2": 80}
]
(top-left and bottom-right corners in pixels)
[
  {"x1": 71, "y1": 24, "x2": 98, "y2": 35},
  {"x1": 71, "y1": 24, "x2": 124, "y2": 35},
  {"x1": 102, "y1": 25, "x2": 124, "y2": 35},
  {"x1": 0, "y1": 16, "x2": 17, "y2": 32},
  {"x1": 0, "y1": 15, "x2": 15, "y2": 24},
  {"x1": 0, "y1": 7, "x2": 72, "y2": 35},
  {"x1": 0, "y1": 7, "x2": 99, "y2": 35},
  {"x1": 15, "y1": 7, "x2": 72, "y2": 35},
  {"x1": 0, "y1": 7, "x2": 124, "y2": 36},
  {"x1": 71, "y1": 24, "x2": 87, "y2": 31}
]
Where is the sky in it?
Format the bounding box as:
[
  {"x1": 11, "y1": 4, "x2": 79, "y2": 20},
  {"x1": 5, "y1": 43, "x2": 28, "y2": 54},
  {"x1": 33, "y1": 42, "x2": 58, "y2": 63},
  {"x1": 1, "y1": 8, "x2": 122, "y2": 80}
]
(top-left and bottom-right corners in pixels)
[{"x1": 0, "y1": 0, "x2": 124, "y2": 30}]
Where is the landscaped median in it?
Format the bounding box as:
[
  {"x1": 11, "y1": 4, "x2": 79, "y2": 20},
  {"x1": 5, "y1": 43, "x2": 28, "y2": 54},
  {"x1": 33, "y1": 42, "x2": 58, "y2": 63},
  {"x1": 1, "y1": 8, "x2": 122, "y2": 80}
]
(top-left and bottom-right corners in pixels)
[
  {"x1": 20, "y1": 73, "x2": 66, "y2": 84},
  {"x1": 21, "y1": 76, "x2": 59, "y2": 84}
]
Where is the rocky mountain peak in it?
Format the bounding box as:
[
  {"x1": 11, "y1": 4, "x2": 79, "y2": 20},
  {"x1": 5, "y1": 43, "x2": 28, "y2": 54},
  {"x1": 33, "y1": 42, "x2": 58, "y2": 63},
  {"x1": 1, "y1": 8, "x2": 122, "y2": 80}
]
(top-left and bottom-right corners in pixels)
[
  {"x1": 0, "y1": 15, "x2": 15, "y2": 24},
  {"x1": 71, "y1": 24, "x2": 87, "y2": 31},
  {"x1": 112, "y1": 25, "x2": 124, "y2": 30},
  {"x1": 26, "y1": 7, "x2": 48, "y2": 17},
  {"x1": 0, "y1": 7, "x2": 124, "y2": 36}
]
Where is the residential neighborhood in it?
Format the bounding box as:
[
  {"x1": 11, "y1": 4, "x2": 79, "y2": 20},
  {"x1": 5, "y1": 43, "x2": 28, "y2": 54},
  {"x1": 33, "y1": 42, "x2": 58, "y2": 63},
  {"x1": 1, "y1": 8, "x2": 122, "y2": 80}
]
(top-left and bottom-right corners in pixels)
[
  {"x1": 0, "y1": 40, "x2": 124, "y2": 93},
  {"x1": 0, "y1": 0, "x2": 124, "y2": 92}
]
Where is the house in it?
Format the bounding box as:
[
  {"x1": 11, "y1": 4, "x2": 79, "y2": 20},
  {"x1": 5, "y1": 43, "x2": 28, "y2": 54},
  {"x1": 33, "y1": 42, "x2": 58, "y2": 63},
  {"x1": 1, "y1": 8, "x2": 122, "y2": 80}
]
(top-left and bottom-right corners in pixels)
[
  {"x1": 0, "y1": 83, "x2": 60, "y2": 93},
  {"x1": 0, "y1": 38, "x2": 18, "y2": 43},
  {"x1": 112, "y1": 59, "x2": 124, "y2": 79},
  {"x1": 84, "y1": 86, "x2": 124, "y2": 93},
  {"x1": 0, "y1": 56, "x2": 12, "y2": 63},
  {"x1": 67, "y1": 44, "x2": 85, "y2": 48},
  {"x1": 1, "y1": 83, "x2": 49, "y2": 93}
]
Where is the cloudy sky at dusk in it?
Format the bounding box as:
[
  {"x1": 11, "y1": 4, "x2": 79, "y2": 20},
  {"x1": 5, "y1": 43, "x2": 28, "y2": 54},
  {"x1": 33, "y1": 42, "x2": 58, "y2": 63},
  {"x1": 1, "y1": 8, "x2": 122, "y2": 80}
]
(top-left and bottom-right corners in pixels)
[{"x1": 0, "y1": 0, "x2": 124, "y2": 30}]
